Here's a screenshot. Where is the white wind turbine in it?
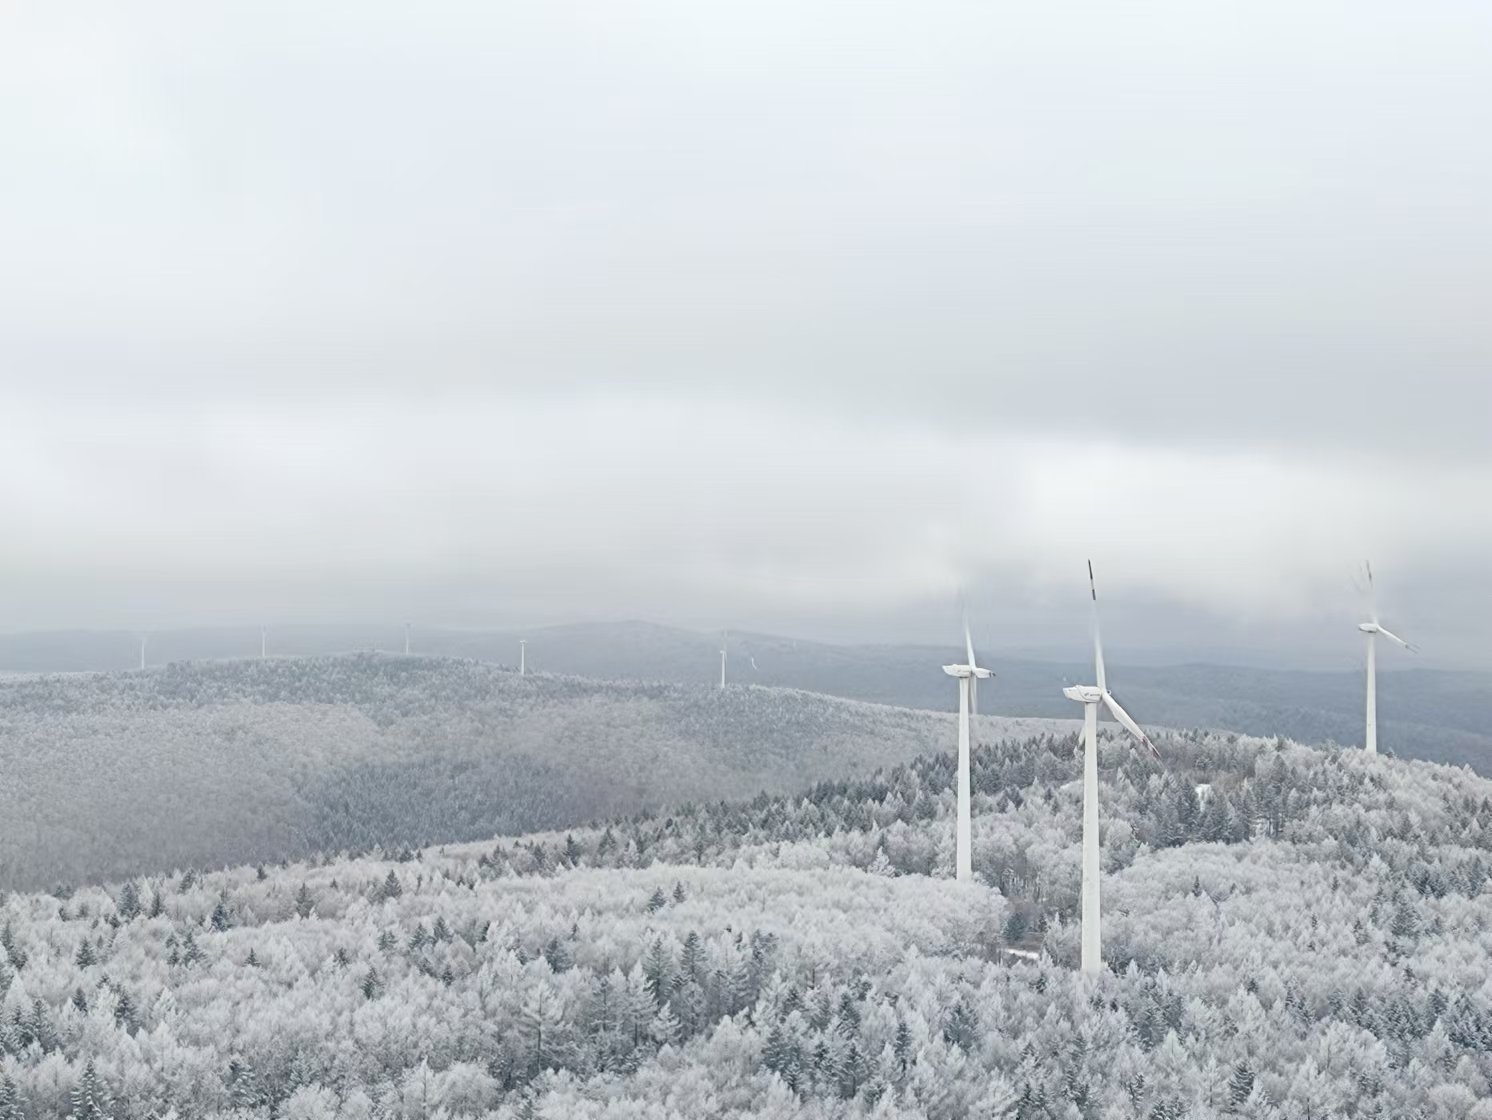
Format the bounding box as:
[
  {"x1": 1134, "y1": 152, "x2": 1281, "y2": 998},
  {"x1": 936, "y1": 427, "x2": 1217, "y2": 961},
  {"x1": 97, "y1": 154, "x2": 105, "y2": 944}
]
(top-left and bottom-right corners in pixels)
[
  {"x1": 1359, "y1": 562, "x2": 1417, "y2": 755},
  {"x1": 1062, "y1": 562, "x2": 1160, "y2": 976},
  {"x1": 138, "y1": 633, "x2": 148, "y2": 671},
  {"x1": 719, "y1": 631, "x2": 728, "y2": 690},
  {"x1": 519, "y1": 639, "x2": 527, "y2": 676},
  {"x1": 260, "y1": 626, "x2": 267, "y2": 660},
  {"x1": 404, "y1": 622, "x2": 412, "y2": 656},
  {"x1": 942, "y1": 618, "x2": 993, "y2": 883}
]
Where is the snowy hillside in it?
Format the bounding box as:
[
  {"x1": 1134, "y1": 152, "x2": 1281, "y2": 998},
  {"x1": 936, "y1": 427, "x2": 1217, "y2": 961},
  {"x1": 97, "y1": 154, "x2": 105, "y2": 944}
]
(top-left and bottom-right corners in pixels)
[
  {"x1": 0, "y1": 654, "x2": 1072, "y2": 891},
  {"x1": 1, "y1": 731, "x2": 1489, "y2": 1118}
]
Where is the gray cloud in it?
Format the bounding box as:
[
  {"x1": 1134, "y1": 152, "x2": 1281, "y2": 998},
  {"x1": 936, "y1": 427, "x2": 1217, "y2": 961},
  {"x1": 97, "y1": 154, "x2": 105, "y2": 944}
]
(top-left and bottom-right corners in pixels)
[{"x1": 1, "y1": 2, "x2": 1489, "y2": 665}]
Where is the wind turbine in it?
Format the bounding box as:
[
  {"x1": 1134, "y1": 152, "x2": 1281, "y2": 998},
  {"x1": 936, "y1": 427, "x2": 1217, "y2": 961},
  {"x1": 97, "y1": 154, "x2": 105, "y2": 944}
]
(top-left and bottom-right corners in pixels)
[
  {"x1": 404, "y1": 622, "x2": 412, "y2": 656},
  {"x1": 260, "y1": 627, "x2": 267, "y2": 660},
  {"x1": 1359, "y1": 562, "x2": 1417, "y2": 755},
  {"x1": 519, "y1": 639, "x2": 526, "y2": 676},
  {"x1": 138, "y1": 633, "x2": 148, "y2": 671},
  {"x1": 719, "y1": 631, "x2": 728, "y2": 690},
  {"x1": 1062, "y1": 562, "x2": 1160, "y2": 976},
  {"x1": 942, "y1": 618, "x2": 993, "y2": 883}
]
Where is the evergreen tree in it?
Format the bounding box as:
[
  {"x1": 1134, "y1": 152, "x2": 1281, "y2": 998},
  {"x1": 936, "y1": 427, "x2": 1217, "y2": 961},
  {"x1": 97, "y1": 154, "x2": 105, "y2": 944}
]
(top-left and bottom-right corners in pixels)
[
  {"x1": 68, "y1": 1060, "x2": 112, "y2": 1120},
  {"x1": 0, "y1": 1076, "x2": 21, "y2": 1120},
  {"x1": 294, "y1": 883, "x2": 315, "y2": 919},
  {"x1": 1229, "y1": 1061, "x2": 1255, "y2": 1107},
  {"x1": 116, "y1": 881, "x2": 141, "y2": 921}
]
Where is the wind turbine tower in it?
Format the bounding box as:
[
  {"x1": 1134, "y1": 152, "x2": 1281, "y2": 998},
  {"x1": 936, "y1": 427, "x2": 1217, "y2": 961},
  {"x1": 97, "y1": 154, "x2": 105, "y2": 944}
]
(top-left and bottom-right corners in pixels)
[
  {"x1": 404, "y1": 622, "x2": 412, "y2": 656},
  {"x1": 942, "y1": 619, "x2": 993, "y2": 882},
  {"x1": 719, "y1": 631, "x2": 728, "y2": 690},
  {"x1": 1359, "y1": 562, "x2": 1417, "y2": 754},
  {"x1": 260, "y1": 627, "x2": 267, "y2": 660},
  {"x1": 519, "y1": 639, "x2": 527, "y2": 676},
  {"x1": 1062, "y1": 562, "x2": 1160, "y2": 975},
  {"x1": 138, "y1": 634, "x2": 148, "y2": 671}
]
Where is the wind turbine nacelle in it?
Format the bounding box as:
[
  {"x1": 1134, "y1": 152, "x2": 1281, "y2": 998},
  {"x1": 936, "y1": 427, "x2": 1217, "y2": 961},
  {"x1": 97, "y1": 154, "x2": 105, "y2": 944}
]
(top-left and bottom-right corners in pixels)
[
  {"x1": 1358, "y1": 622, "x2": 1380, "y2": 634},
  {"x1": 1063, "y1": 684, "x2": 1103, "y2": 703},
  {"x1": 943, "y1": 664, "x2": 971, "y2": 678}
]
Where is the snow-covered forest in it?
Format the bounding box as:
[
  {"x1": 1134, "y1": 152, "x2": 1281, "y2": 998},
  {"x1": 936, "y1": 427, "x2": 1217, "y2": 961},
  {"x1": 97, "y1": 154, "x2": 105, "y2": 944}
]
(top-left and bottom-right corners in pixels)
[
  {"x1": 2, "y1": 725, "x2": 1490, "y2": 1119},
  {"x1": 0, "y1": 655, "x2": 1070, "y2": 891}
]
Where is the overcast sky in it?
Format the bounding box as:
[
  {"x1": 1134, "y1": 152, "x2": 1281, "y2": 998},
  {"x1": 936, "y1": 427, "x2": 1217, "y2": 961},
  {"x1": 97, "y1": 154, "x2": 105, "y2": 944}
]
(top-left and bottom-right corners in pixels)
[{"x1": 2, "y1": 1, "x2": 1490, "y2": 668}]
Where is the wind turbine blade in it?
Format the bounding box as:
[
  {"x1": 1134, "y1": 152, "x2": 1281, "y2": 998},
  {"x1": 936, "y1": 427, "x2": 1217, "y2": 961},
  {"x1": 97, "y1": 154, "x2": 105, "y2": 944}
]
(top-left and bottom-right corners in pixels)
[
  {"x1": 1378, "y1": 627, "x2": 1417, "y2": 652},
  {"x1": 1089, "y1": 560, "x2": 1106, "y2": 694},
  {"x1": 1102, "y1": 692, "x2": 1160, "y2": 760},
  {"x1": 964, "y1": 616, "x2": 977, "y2": 671},
  {"x1": 1366, "y1": 561, "x2": 1379, "y2": 624}
]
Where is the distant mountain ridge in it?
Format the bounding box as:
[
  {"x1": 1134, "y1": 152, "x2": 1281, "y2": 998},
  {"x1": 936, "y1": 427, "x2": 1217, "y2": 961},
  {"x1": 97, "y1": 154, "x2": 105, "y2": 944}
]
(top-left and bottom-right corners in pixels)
[{"x1": 3, "y1": 619, "x2": 1487, "y2": 770}]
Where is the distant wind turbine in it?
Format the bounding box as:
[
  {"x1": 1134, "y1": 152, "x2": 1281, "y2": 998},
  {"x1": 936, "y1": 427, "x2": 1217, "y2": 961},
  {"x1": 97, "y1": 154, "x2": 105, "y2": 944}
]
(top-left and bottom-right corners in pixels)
[
  {"x1": 404, "y1": 622, "x2": 412, "y2": 656},
  {"x1": 138, "y1": 634, "x2": 148, "y2": 671},
  {"x1": 1062, "y1": 562, "x2": 1160, "y2": 976},
  {"x1": 260, "y1": 627, "x2": 267, "y2": 660},
  {"x1": 719, "y1": 631, "x2": 728, "y2": 690},
  {"x1": 519, "y1": 639, "x2": 526, "y2": 676},
  {"x1": 1359, "y1": 562, "x2": 1417, "y2": 754},
  {"x1": 942, "y1": 617, "x2": 993, "y2": 883}
]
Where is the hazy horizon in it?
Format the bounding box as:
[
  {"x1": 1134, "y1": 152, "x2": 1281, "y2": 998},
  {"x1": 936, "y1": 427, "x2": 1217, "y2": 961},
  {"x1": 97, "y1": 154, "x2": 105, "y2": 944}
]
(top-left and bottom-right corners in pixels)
[{"x1": 4, "y1": 2, "x2": 1489, "y2": 669}]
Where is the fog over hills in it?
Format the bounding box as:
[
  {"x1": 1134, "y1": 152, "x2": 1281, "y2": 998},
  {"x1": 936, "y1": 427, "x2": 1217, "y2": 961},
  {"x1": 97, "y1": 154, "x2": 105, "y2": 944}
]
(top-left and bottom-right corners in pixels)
[
  {"x1": 0, "y1": 653, "x2": 1070, "y2": 892},
  {"x1": 4, "y1": 620, "x2": 1488, "y2": 771}
]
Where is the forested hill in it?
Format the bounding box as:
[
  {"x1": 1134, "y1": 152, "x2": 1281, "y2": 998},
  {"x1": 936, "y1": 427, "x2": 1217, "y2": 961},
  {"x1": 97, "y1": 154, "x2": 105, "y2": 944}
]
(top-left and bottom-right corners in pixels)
[
  {"x1": 1, "y1": 730, "x2": 1489, "y2": 1117},
  {"x1": 4, "y1": 619, "x2": 1488, "y2": 771},
  {"x1": 0, "y1": 654, "x2": 1070, "y2": 891}
]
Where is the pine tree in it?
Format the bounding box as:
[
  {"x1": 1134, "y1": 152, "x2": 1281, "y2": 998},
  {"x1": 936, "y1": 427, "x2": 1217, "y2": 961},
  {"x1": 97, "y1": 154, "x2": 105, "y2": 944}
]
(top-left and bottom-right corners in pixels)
[
  {"x1": 147, "y1": 890, "x2": 165, "y2": 919},
  {"x1": 646, "y1": 887, "x2": 668, "y2": 913},
  {"x1": 643, "y1": 938, "x2": 673, "y2": 1005},
  {"x1": 114, "y1": 990, "x2": 138, "y2": 1034},
  {"x1": 116, "y1": 882, "x2": 141, "y2": 921},
  {"x1": 381, "y1": 870, "x2": 403, "y2": 901},
  {"x1": 543, "y1": 937, "x2": 573, "y2": 973},
  {"x1": 0, "y1": 1075, "x2": 21, "y2": 1120},
  {"x1": 74, "y1": 940, "x2": 96, "y2": 968},
  {"x1": 294, "y1": 883, "x2": 315, "y2": 919},
  {"x1": 68, "y1": 1060, "x2": 112, "y2": 1120},
  {"x1": 672, "y1": 880, "x2": 687, "y2": 904},
  {"x1": 0, "y1": 924, "x2": 25, "y2": 971},
  {"x1": 361, "y1": 967, "x2": 381, "y2": 999},
  {"x1": 681, "y1": 930, "x2": 704, "y2": 984},
  {"x1": 210, "y1": 896, "x2": 232, "y2": 931},
  {"x1": 763, "y1": 1023, "x2": 789, "y2": 1073},
  {"x1": 1229, "y1": 1061, "x2": 1255, "y2": 1107},
  {"x1": 893, "y1": 1020, "x2": 913, "y2": 1076}
]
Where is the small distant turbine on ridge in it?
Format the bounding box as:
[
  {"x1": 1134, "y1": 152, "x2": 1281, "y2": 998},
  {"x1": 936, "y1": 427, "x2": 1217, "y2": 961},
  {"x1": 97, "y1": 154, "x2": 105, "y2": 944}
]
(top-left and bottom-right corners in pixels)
[
  {"x1": 942, "y1": 616, "x2": 993, "y2": 883},
  {"x1": 519, "y1": 638, "x2": 527, "y2": 676},
  {"x1": 1062, "y1": 562, "x2": 1160, "y2": 976},
  {"x1": 260, "y1": 627, "x2": 267, "y2": 660},
  {"x1": 1359, "y1": 562, "x2": 1417, "y2": 755},
  {"x1": 719, "y1": 631, "x2": 728, "y2": 690},
  {"x1": 138, "y1": 633, "x2": 149, "y2": 671},
  {"x1": 404, "y1": 622, "x2": 412, "y2": 656}
]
